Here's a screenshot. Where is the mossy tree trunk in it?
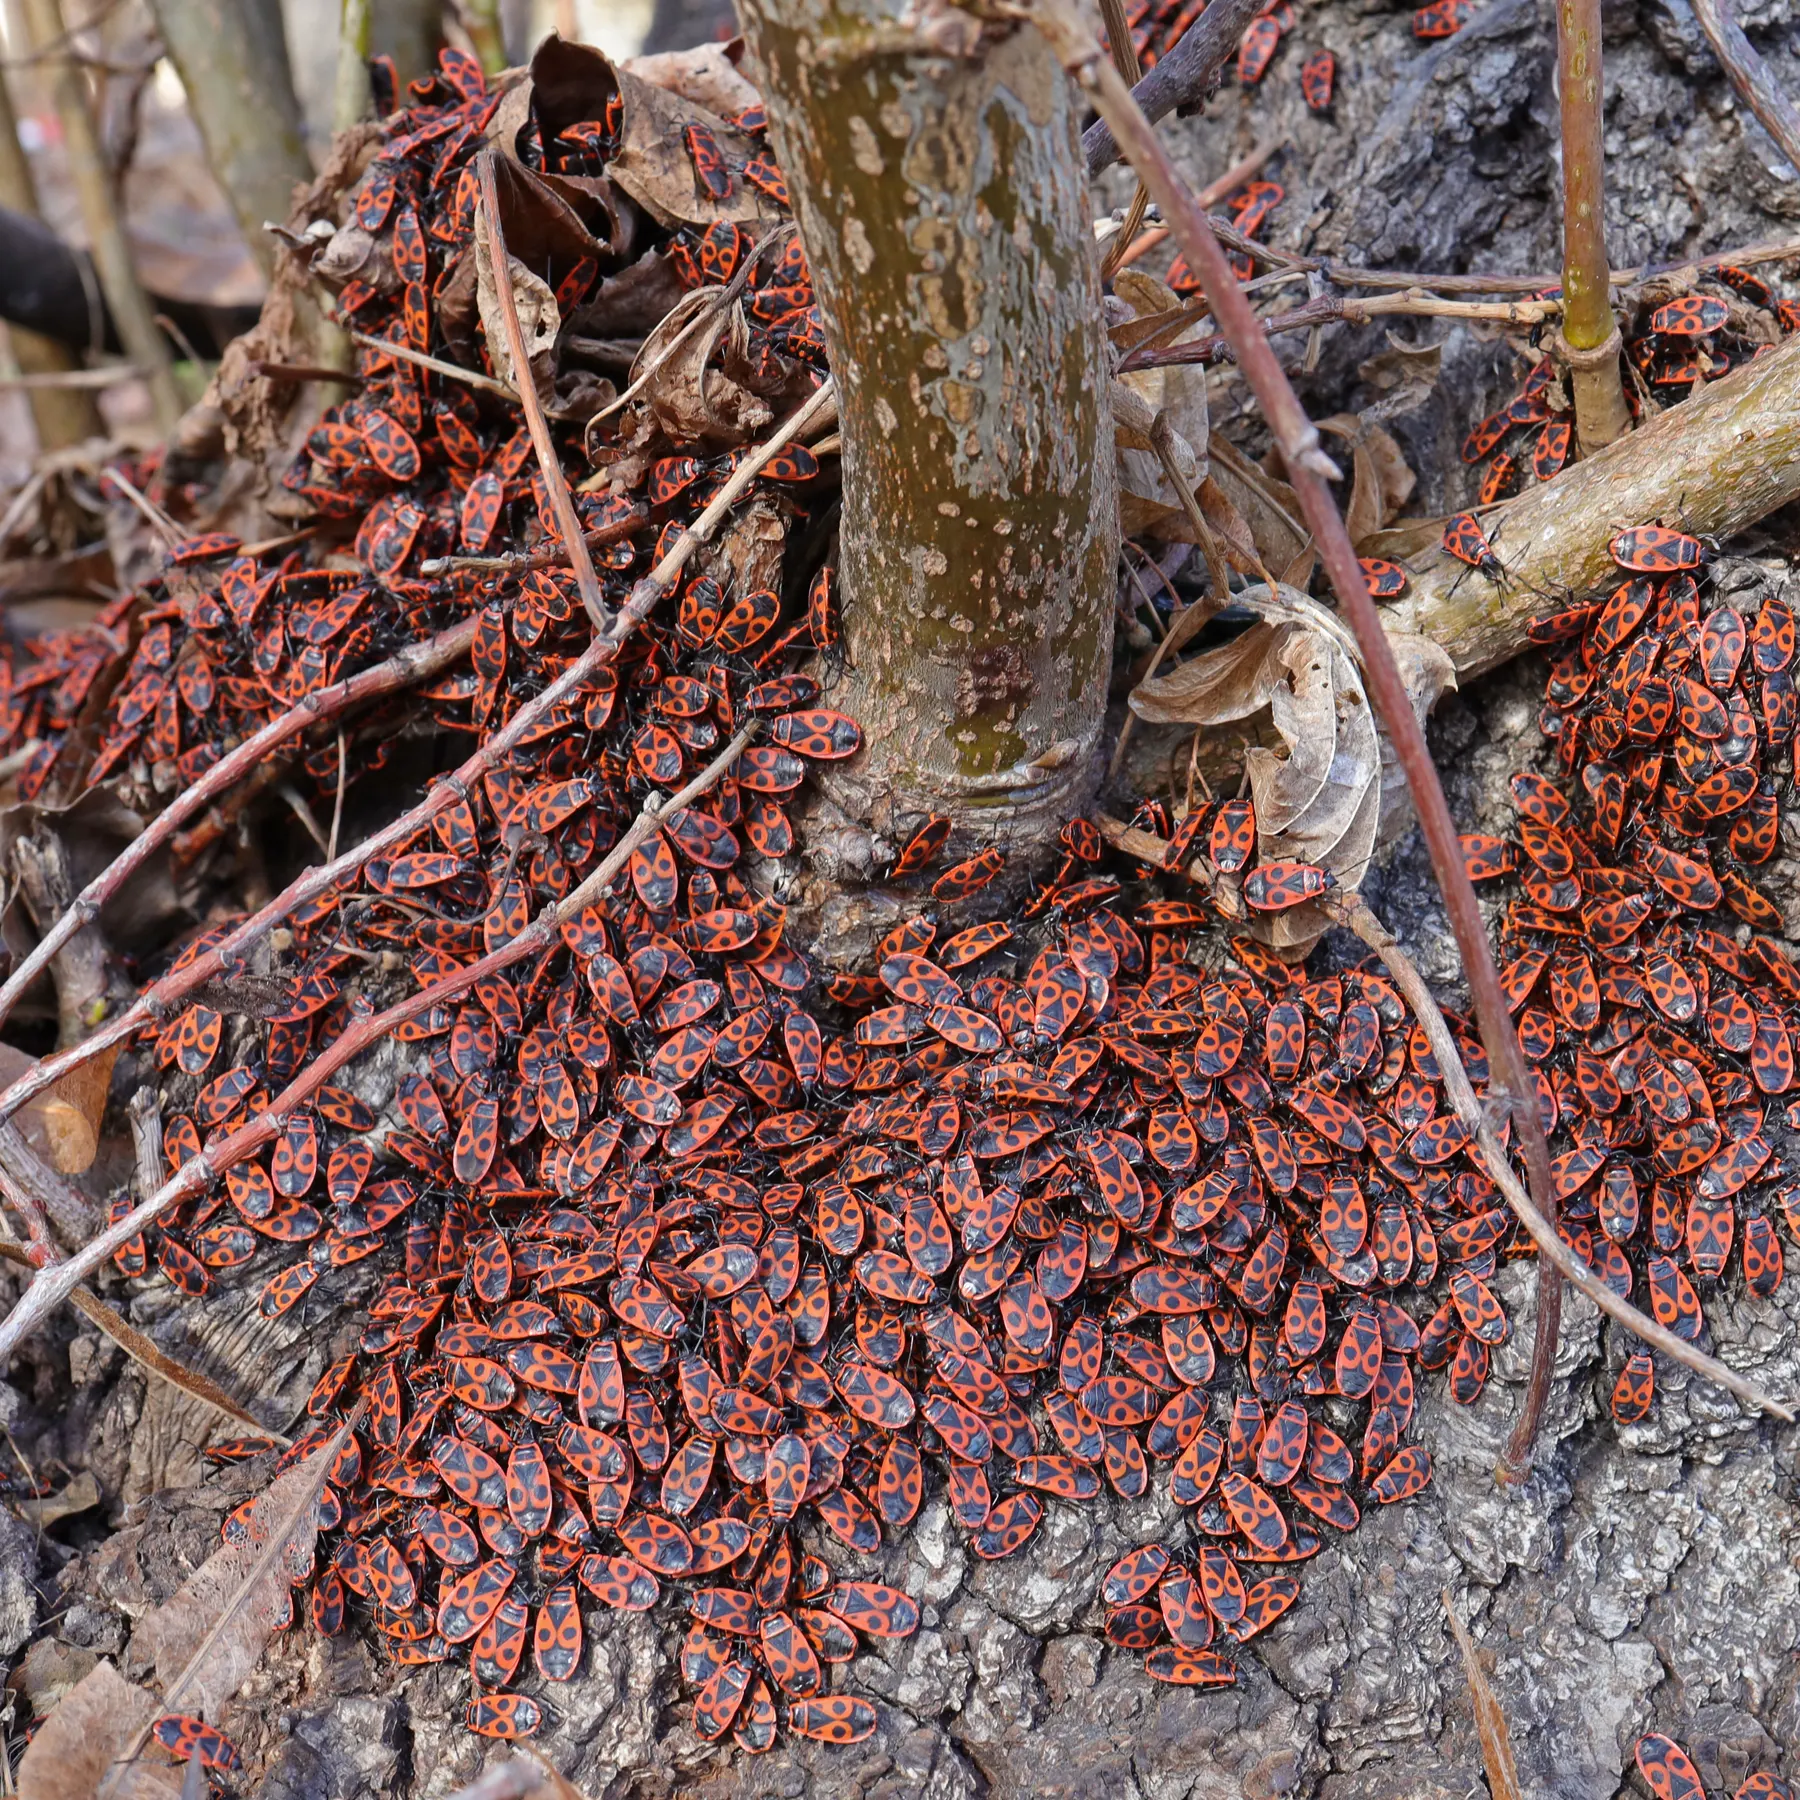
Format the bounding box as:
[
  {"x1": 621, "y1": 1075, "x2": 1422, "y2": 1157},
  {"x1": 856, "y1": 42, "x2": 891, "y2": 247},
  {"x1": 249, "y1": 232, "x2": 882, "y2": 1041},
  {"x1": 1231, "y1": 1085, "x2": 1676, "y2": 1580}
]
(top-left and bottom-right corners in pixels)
[{"x1": 734, "y1": 0, "x2": 1119, "y2": 871}]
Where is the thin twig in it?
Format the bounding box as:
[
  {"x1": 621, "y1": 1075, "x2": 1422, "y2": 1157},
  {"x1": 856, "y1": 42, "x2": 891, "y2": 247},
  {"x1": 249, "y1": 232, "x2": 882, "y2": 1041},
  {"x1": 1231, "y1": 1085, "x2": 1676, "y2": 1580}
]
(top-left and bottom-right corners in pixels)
[
  {"x1": 99, "y1": 466, "x2": 179, "y2": 547},
  {"x1": 0, "y1": 729, "x2": 756, "y2": 1362},
  {"x1": 0, "y1": 383, "x2": 834, "y2": 1136},
  {"x1": 0, "y1": 366, "x2": 142, "y2": 390},
  {"x1": 1690, "y1": 0, "x2": 1800, "y2": 172},
  {"x1": 1107, "y1": 137, "x2": 1288, "y2": 270},
  {"x1": 0, "y1": 618, "x2": 478, "y2": 1036},
  {"x1": 418, "y1": 506, "x2": 647, "y2": 578},
  {"x1": 477, "y1": 151, "x2": 607, "y2": 632},
  {"x1": 1083, "y1": 0, "x2": 1268, "y2": 177},
  {"x1": 348, "y1": 331, "x2": 517, "y2": 400},
  {"x1": 1441, "y1": 1591, "x2": 1524, "y2": 1800},
  {"x1": 1120, "y1": 290, "x2": 1562, "y2": 373},
  {"x1": 327, "y1": 732, "x2": 347, "y2": 863},
  {"x1": 1047, "y1": 4, "x2": 1575, "y2": 1469}
]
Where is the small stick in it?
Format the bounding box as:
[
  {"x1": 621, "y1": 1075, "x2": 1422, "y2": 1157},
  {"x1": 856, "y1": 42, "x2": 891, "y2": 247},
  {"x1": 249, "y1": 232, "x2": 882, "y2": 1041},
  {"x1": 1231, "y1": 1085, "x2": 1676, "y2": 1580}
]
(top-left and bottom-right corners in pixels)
[
  {"x1": 418, "y1": 506, "x2": 647, "y2": 578},
  {"x1": 0, "y1": 728, "x2": 757, "y2": 1362},
  {"x1": 327, "y1": 732, "x2": 347, "y2": 863},
  {"x1": 477, "y1": 151, "x2": 607, "y2": 633},
  {"x1": 1690, "y1": 0, "x2": 1800, "y2": 174},
  {"x1": 0, "y1": 617, "x2": 478, "y2": 1036},
  {"x1": 1121, "y1": 290, "x2": 1563, "y2": 372},
  {"x1": 1037, "y1": 0, "x2": 1569, "y2": 1477},
  {"x1": 349, "y1": 331, "x2": 519, "y2": 401},
  {"x1": 0, "y1": 384, "x2": 833, "y2": 1132},
  {"x1": 1106, "y1": 136, "x2": 1288, "y2": 271},
  {"x1": 1083, "y1": 0, "x2": 1268, "y2": 177}
]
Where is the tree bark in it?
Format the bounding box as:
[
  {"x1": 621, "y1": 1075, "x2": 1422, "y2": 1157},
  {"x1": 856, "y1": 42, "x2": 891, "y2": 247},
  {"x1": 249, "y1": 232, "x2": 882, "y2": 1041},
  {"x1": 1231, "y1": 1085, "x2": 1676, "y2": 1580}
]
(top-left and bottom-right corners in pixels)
[
  {"x1": 0, "y1": 54, "x2": 101, "y2": 448},
  {"x1": 1389, "y1": 331, "x2": 1800, "y2": 676},
  {"x1": 369, "y1": 0, "x2": 446, "y2": 94},
  {"x1": 147, "y1": 0, "x2": 313, "y2": 283},
  {"x1": 734, "y1": 0, "x2": 1119, "y2": 858}
]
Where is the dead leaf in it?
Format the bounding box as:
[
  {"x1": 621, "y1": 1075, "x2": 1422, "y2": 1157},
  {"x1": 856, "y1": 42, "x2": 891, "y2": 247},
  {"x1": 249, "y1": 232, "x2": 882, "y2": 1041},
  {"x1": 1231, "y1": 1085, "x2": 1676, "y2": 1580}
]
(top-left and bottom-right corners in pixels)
[
  {"x1": 1357, "y1": 334, "x2": 1444, "y2": 419},
  {"x1": 631, "y1": 288, "x2": 772, "y2": 449},
  {"x1": 623, "y1": 42, "x2": 761, "y2": 120},
  {"x1": 1127, "y1": 621, "x2": 1286, "y2": 726},
  {"x1": 1319, "y1": 413, "x2": 1418, "y2": 548},
  {"x1": 129, "y1": 1424, "x2": 347, "y2": 1724},
  {"x1": 520, "y1": 36, "x2": 775, "y2": 233},
  {"x1": 1207, "y1": 435, "x2": 1307, "y2": 577},
  {"x1": 1128, "y1": 583, "x2": 1454, "y2": 951},
  {"x1": 1110, "y1": 279, "x2": 1211, "y2": 540},
  {"x1": 1442, "y1": 1591, "x2": 1523, "y2": 1800},
  {"x1": 16, "y1": 1468, "x2": 101, "y2": 1529},
  {"x1": 16, "y1": 1658, "x2": 179, "y2": 1800}
]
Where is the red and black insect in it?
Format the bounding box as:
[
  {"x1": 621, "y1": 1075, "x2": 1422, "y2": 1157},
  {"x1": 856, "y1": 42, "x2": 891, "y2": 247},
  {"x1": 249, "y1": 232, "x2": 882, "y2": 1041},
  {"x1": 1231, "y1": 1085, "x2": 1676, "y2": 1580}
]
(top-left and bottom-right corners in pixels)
[
  {"x1": 1442, "y1": 512, "x2": 1503, "y2": 577},
  {"x1": 683, "y1": 123, "x2": 733, "y2": 200},
  {"x1": 1299, "y1": 48, "x2": 1335, "y2": 110}
]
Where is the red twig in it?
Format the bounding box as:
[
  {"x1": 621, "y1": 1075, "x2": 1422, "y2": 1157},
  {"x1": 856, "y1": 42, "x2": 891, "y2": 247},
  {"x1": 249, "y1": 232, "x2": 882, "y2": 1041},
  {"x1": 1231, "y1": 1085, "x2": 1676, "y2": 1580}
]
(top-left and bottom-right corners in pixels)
[
  {"x1": 1032, "y1": 0, "x2": 1567, "y2": 1479},
  {"x1": 477, "y1": 150, "x2": 608, "y2": 634},
  {"x1": 0, "y1": 724, "x2": 757, "y2": 1362},
  {"x1": 0, "y1": 618, "x2": 478, "y2": 1036}
]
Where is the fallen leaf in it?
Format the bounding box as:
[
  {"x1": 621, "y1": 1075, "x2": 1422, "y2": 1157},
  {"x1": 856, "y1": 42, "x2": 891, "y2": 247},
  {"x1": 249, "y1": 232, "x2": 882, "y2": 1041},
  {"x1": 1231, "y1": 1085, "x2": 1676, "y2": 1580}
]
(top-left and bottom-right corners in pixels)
[
  {"x1": 1110, "y1": 278, "x2": 1211, "y2": 541},
  {"x1": 1442, "y1": 1591, "x2": 1523, "y2": 1800},
  {"x1": 130, "y1": 1424, "x2": 347, "y2": 1723},
  {"x1": 624, "y1": 42, "x2": 762, "y2": 120},
  {"x1": 1207, "y1": 435, "x2": 1307, "y2": 577},
  {"x1": 631, "y1": 288, "x2": 772, "y2": 449},
  {"x1": 1357, "y1": 334, "x2": 1444, "y2": 419},
  {"x1": 16, "y1": 1658, "x2": 179, "y2": 1800},
  {"x1": 15, "y1": 1468, "x2": 100, "y2": 1528},
  {"x1": 1128, "y1": 582, "x2": 1454, "y2": 950}
]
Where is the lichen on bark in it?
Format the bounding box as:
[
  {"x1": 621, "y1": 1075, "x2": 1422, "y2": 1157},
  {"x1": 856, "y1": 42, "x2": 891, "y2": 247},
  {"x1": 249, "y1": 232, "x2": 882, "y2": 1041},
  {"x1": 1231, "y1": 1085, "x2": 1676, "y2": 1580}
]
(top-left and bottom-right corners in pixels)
[{"x1": 735, "y1": 0, "x2": 1119, "y2": 866}]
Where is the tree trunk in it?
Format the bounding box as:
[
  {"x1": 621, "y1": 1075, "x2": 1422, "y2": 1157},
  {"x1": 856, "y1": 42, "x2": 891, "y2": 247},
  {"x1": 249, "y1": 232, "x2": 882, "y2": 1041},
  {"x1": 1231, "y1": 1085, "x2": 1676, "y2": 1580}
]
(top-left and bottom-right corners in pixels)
[
  {"x1": 147, "y1": 0, "x2": 313, "y2": 283},
  {"x1": 734, "y1": 0, "x2": 1119, "y2": 866},
  {"x1": 0, "y1": 53, "x2": 100, "y2": 448},
  {"x1": 369, "y1": 0, "x2": 446, "y2": 94}
]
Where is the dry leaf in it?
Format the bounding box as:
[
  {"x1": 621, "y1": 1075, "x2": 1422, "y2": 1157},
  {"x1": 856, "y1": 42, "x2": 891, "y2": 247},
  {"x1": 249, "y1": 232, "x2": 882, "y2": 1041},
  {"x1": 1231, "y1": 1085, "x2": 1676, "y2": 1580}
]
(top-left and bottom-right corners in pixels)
[
  {"x1": 1208, "y1": 435, "x2": 1308, "y2": 577},
  {"x1": 1319, "y1": 413, "x2": 1418, "y2": 550},
  {"x1": 1443, "y1": 1591, "x2": 1523, "y2": 1800},
  {"x1": 631, "y1": 288, "x2": 772, "y2": 449},
  {"x1": 1110, "y1": 280, "x2": 1211, "y2": 540},
  {"x1": 16, "y1": 1658, "x2": 179, "y2": 1800},
  {"x1": 130, "y1": 1426, "x2": 346, "y2": 1723},
  {"x1": 16, "y1": 1469, "x2": 100, "y2": 1529},
  {"x1": 1357, "y1": 334, "x2": 1444, "y2": 419},
  {"x1": 1128, "y1": 583, "x2": 1454, "y2": 950},
  {"x1": 623, "y1": 42, "x2": 761, "y2": 120}
]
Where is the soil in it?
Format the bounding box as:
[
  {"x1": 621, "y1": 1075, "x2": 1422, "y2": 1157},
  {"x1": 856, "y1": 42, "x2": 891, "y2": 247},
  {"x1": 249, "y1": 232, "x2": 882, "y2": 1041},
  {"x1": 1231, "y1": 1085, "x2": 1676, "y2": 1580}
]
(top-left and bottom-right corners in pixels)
[{"x1": 5, "y1": 0, "x2": 1800, "y2": 1795}]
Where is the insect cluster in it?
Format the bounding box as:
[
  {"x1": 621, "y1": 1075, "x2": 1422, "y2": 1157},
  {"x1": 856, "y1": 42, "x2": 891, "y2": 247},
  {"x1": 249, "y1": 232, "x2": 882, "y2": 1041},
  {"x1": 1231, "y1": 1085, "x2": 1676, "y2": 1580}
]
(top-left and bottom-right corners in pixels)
[
  {"x1": 4, "y1": 24, "x2": 1796, "y2": 1787},
  {"x1": 1455, "y1": 278, "x2": 1800, "y2": 519},
  {"x1": 1452, "y1": 525, "x2": 1800, "y2": 1425}
]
